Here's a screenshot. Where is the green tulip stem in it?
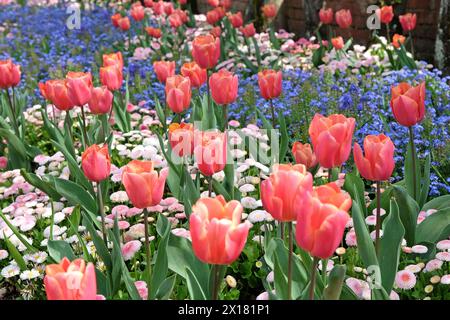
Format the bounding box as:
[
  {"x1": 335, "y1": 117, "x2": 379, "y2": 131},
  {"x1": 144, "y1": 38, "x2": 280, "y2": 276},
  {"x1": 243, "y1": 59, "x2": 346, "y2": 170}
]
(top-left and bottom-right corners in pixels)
[
  {"x1": 386, "y1": 24, "x2": 391, "y2": 43},
  {"x1": 80, "y1": 105, "x2": 90, "y2": 147},
  {"x1": 287, "y1": 222, "x2": 293, "y2": 300},
  {"x1": 143, "y1": 207, "x2": 152, "y2": 299},
  {"x1": 375, "y1": 180, "x2": 382, "y2": 255},
  {"x1": 212, "y1": 264, "x2": 221, "y2": 300},
  {"x1": 309, "y1": 256, "x2": 320, "y2": 300},
  {"x1": 270, "y1": 98, "x2": 276, "y2": 128},
  {"x1": 5, "y1": 88, "x2": 20, "y2": 137},
  {"x1": 409, "y1": 126, "x2": 418, "y2": 200},
  {"x1": 96, "y1": 182, "x2": 107, "y2": 245}
]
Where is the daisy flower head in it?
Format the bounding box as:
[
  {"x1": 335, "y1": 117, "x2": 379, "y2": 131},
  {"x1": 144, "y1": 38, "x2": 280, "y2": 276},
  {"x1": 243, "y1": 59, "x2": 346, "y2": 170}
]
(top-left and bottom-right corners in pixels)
[
  {"x1": 395, "y1": 270, "x2": 416, "y2": 290},
  {"x1": 436, "y1": 239, "x2": 450, "y2": 251}
]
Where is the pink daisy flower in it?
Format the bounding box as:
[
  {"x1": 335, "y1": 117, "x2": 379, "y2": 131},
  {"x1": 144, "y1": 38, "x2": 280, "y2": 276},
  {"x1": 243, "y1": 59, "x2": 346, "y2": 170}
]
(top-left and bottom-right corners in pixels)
[
  {"x1": 395, "y1": 270, "x2": 416, "y2": 290},
  {"x1": 441, "y1": 275, "x2": 450, "y2": 285},
  {"x1": 436, "y1": 239, "x2": 450, "y2": 251},
  {"x1": 436, "y1": 251, "x2": 450, "y2": 262},
  {"x1": 345, "y1": 229, "x2": 357, "y2": 247},
  {"x1": 121, "y1": 240, "x2": 142, "y2": 261},
  {"x1": 411, "y1": 245, "x2": 428, "y2": 254},
  {"x1": 424, "y1": 259, "x2": 444, "y2": 272}
]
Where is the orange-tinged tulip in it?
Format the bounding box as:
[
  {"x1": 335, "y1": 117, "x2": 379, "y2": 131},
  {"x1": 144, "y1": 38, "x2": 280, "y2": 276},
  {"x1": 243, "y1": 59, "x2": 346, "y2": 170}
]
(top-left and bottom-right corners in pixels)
[
  {"x1": 262, "y1": 3, "x2": 277, "y2": 19},
  {"x1": 257, "y1": 69, "x2": 282, "y2": 100},
  {"x1": 165, "y1": 75, "x2": 192, "y2": 113},
  {"x1": 190, "y1": 195, "x2": 252, "y2": 265},
  {"x1": 100, "y1": 65, "x2": 123, "y2": 91},
  {"x1": 169, "y1": 122, "x2": 194, "y2": 157},
  {"x1": 399, "y1": 13, "x2": 416, "y2": 32},
  {"x1": 111, "y1": 13, "x2": 122, "y2": 27},
  {"x1": 392, "y1": 34, "x2": 406, "y2": 48},
  {"x1": 261, "y1": 164, "x2": 313, "y2": 222},
  {"x1": 121, "y1": 160, "x2": 169, "y2": 209},
  {"x1": 44, "y1": 257, "x2": 97, "y2": 300},
  {"x1": 194, "y1": 130, "x2": 227, "y2": 176},
  {"x1": 66, "y1": 71, "x2": 93, "y2": 107},
  {"x1": 319, "y1": 8, "x2": 333, "y2": 24},
  {"x1": 331, "y1": 36, "x2": 344, "y2": 50},
  {"x1": 240, "y1": 23, "x2": 256, "y2": 38},
  {"x1": 81, "y1": 144, "x2": 111, "y2": 182},
  {"x1": 228, "y1": 12, "x2": 243, "y2": 28},
  {"x1": 292, "y1": 142, "x2": 318, "y2": 169},
  {"x1": 354, "y1": 134, "x2": 395, "y2": 182},
  {"x1": 335, "y1": 9, "x2": 352, "y2": 29},
  {"x1": 377, "y1": 6, "x2": 394, "y2": 24},
  {"x1": 209, "y1": 69, "x2": 238, "y2": 105},
  {"x1": 192, "y1": 35, "x2": 221, "y2": 69},
  {"x1": 118, "y1": 17, "x2": 131, "y2": 31},
  {"x1": 131, "y1": 5, "x2": 145, "y2": 21},
  {"x1": 308, "y1": 113, "x2": 355, "y2": 169},
  {"x1": 295, "y1": 183, "x2": 351, "y2": 259},
  {"x1": 153, "y1": 60, "x2": 176, "y2": 84},
  {"x1": 0, "y1": 60, "x2": 20, "y2": 89},
  {"x1": 181, "y1": 62, "x2": 207, "y2": 88},
  {"x1": 145, "y1": 26, "x2": 162, "y2": 38},
  {"x1": 103, "y1": 52, "x2": 123, "y2": 70},
  {"x1": 88, "y1": 86, "x2": 113, "y2": 115},
  {"x1": 390, "y1": 82, "x2": 425, "y2": 127},
  {"x1": 46, "y1": 79, "x2": 75, "y2": 111}
]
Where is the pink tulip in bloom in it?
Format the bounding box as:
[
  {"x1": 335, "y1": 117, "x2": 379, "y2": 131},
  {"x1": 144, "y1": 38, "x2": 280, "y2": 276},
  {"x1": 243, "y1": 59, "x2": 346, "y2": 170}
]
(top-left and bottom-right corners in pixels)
[
  {"x1": 118, "y1": 17, "x2": 131, "y2": 31},
  {"x1": 210, "y1": 26, "x2": 222, "y2": 38},
  {"x1": 261, "y1": 3, "x2": 277, "y2": 19},
  {"x1": 209, "y1": 69, "x2": 238, "y2": 105},
  {"x1": 390, "y1": 82, "x2": 425, "y2": 127},
  {"x1": 169, "y1": 12, "x2": 183, "y2": 28},
  {"x1": 144, "y1": 0, "x2": 153, "y2": 7},
  {"x1": 153, "y1": 1, "x2": 164, "y2": 15},
  {"x1": 240, "y1": 23, "x2": 256, "y2": 38},
  {"x1": 377, "y1": 6, "x2": 394, "y2": 24},
  {"x1": 308, "y1": 113, "x2": 355, "y2": 169},
  {"x1": 194, "y1": 130, "x2": 227, "y2": 176},
  {"x1": 103, "y1": 52, "x2": 123, "y2": 70},
  {"x1": 164, "y1": 1, "x2": 174, "y2": 15},
  {"x1": 399, "y1": 13, "x2": 417, "y2": 32},
  {"x1": 292, "y1": 142, "x2": 318, "y2": 169},
  {"x1": 260, "y1": 164, "x2": 313, "y2": 222},
  {"x1": 179, "y1": 0, "x2": 187, "y2": 5},
  {"x1": 206, "y1": 9, "x2": 221, "y2": 25},
  {"x1": 153, "y1": 60, "x2": 176, "y2": 84},
  {"x1": 131, "y1": 4, "x2": 145, "y2": 21},
  {"x1": 44, "y1": 257, "x2": 97, "y2": 300},
  {"x1": 192, "y1": 35, "x2": 221, "y2": 69},
  {"x1": 122, "y1": 160, "x2": 169, "y2": 209},
  {"x1": 0, "y1": 60, "x2": 20, "y2": 88},
  {"x1": 319, "y1": 8, "x2": 333, "y2": 25},
  {"x1": 190, "y1": 195, "x2": 252, "y2": 265},
  {"x1": 295, "y1": 183, "x2": 351, "y2": 259},
  {"x1": 331, "y1": 36, "x2": 344, "y2": 50},
  {"x1": 353, "y1": 134, "x2": 395, "y2": 182},
  {"x1": 100, "y1": 65, "x2": 123, "y2": 91},
  {"x1": 66, "y1": 71, "x2": 93, "y2": 107},
  {"x1": 220, "y1": 0, "x2": 231, "y2": 9},
  {"x1": 181, "y1": 62, "x2": 207, "y2": 88},
  {"x1": 111, "y1": 13, "x2": 122, "y2": 27},
  {"x1": 169, "y1": 122, "x2": 195, "y2": 157},
  {"x1": 145, "y1": 26, "x2": 162, "y2": 38},
  {"x1": 81, "y1": 144, "x2": 111, "y2": 182},
  {"x1": 228, "y1": 12, "x2": 243, "y2": 28},
  {"x1": 44, "y1": 79, "x2": 75, "y2": 111},
  {"x1": 208, "y1": 0, "x2": 219, "y2": 7},
  {"x1": 88, "y1": 86, "x2": 113, "y2": 115},
  {"x1": 165, "y1": 75, "x2": 192, "y2": 113},
  {"x1": 257, "y1": 69, "x2": 282, "y2": 100},
  {"x1": 335, "y1": 9, "x2": 352, "y2": 29}
]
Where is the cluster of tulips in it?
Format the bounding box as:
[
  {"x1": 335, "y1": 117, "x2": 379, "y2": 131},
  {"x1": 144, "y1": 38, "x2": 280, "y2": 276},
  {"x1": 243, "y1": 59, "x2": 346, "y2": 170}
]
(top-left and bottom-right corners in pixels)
[{"x1": 319, "y1": 6, "x2": 417, "y2": 53}]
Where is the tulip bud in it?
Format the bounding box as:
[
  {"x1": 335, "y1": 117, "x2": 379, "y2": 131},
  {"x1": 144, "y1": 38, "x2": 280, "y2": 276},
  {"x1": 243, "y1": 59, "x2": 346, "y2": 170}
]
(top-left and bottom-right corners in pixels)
[
  {"x1": 165, "y1": 75, "x2": 191, "y2": 114},
  {"x1": 257, "y1": 69, "x2": 282, "y2": 100},
  {"x1": 118, "y1": 17, "x2": 131, "y2": 31},
  {"x1": 88, "y1": 86, "x2": 113, "y2": 115},
  {"x1": 66, "y1": 71, "x2": 93, "y2": 107},
  {"x1": 100, "y1": 65, "x2": 123, "y2": 91},
  {"x1": 392, "y1": 34, "x2": 406, "y2": 49},
  {"x1": 228, "y1": 12, "x2": 243, "y2": 28},
  {"x1": 192, "y1": 35, "x2": 221, "y2": 69},
  {"x1": 209, "y1": 69, "x2": 238, "y2": 105},
  {"x1": 103, "y1": 52, "x2": 124, "y2": 70},
  {"x1": 131, "y1": 5, "x2": 145, "y2": 21},
  {"x1": 262, "y1": 4, "x2": 277, "y2": 19},
  {"x1": 319, "y1": 8, "x2": 333, "y2": 24},
  {"x1": 399, "y1": 13, "x2": 417, "y2": 32},
  {"x1": 181, "y1": 62, "x2": 207, "y2": 88},
  {"x1": 390, "y1": 82, "x2": 425, "y2": 127},
  {"x1": 335, "y1": 9, "x2": 352, "y2": 29},
  {"x1": 0, "y1": 60, "x2": 21, "y2": 89},
  {"x1": 331, "y1": 36, "x2": 345, "y2": 50},
  {"x1": 240, "y1": 23, "x2": 256, "y2": 38},
  {"x1": 153, "y1": 60, "x2": 176, "y2": 84},
  {"x1": 145, "y1": 27, "x2": 162, "y2": 38},
  {"x1": 194, "y1": 130, "x2": 227, "y2": 176},
  {"x1": 81, "y1": 144, "x2": 111, "y2": 182},
  {"x1": 292, "y1": 142, "x2": 318, "y2": 169},
  {"x1": 377, "y1": 6, "x2": 394, "y2": 25}
]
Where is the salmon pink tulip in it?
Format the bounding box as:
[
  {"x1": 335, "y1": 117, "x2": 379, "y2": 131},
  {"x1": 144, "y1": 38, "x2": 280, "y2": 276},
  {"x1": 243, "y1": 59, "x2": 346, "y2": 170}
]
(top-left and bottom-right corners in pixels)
[
  {"x1": 0, "y1": 60, "x2": 20, "y2": 89},
  {"x1": 165, "y1": 75, "x2": 192, "y2": 113},
  {"x1": 292, "y1": 142, "x2": 318, "y2": 169},
  {"x1": 209, "y1": 69, "x2": 238, "y2": 105},
  {"x1": 88, "y1": 86, "x2": 113, "y2": 115},
  {"x1": 390, "y1": 82, "x2": 425, "y2": 127},
  {"x1": 399, "y1": 13, "x2": 417, "y2": 32},
  {"x1": 192, "y1": 35, "x2": 221, "y2": 69},
  {"x1": 169, "y1": 122, "x2": 194, "y2": 157},
  {"x1": 153, "y1": 60, "x2": 176, "y2": 84},
  {"x1": 335, "y1": 9, "x2": 352, "y2": 29},
  {"x1": 81, "y1": 144, "x2": 111, "y2": 182},
  {"x1": 194, "y1": 130, "x2": 227, "y2": 176},
  {"x1": 262, "y1": 3, "x2": 277, "y2": 19},
  {"x1": 257, "y1": 69, "x2": 282, "y2": 100},
  {"x1": 181, "y1": 62, "x2": 207, "y2": 88},
  {"x1": 66, "y1": 71, "x2": 93, "y2": 107},
  {"x1": 100, "y1": 65, "x2": 123, "y2": 91},
  {"x1": 319, "y1": 8, "x2": 333, "y2": 24}
]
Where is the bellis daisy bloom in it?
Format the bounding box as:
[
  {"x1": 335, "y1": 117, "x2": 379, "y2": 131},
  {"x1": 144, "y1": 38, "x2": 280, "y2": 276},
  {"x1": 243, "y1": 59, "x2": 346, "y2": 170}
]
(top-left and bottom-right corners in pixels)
[{"x1": 395, "y1": 270, "x2": 416, "y2": 290}]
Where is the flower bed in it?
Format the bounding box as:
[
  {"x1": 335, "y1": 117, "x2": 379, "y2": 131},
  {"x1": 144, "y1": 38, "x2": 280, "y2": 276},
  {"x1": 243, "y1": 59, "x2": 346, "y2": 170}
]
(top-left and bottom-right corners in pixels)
[{"x1": 0, "y1": 0, "x2": 449, "y2": 301}]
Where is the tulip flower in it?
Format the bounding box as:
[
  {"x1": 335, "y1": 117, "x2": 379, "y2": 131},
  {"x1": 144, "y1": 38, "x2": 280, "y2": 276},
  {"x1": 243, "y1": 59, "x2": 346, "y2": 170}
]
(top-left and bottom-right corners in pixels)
[
  {"x1": 169, "y1": 12, "x2": 183, "y2": 28},
  {"x1": 308, "y1": 113, "x2": 355, "y2": 169},
  {"x1": 103, "y1": 52, "x2": 124, "y2": 70},
  {"x1": 392, "y1": 34, "x2": 406, "y2": 48},
  {"x1": 181, "y1": 62, "x2": 207, "y2": 88},
  {"x1": 194, "y1": 130, "x2": 227, "y2": 178},
  {"x1": 81, "y1": 144, "x2": 111, "y2": 182},
  {"x1": 131, "y1": 5, "x2": 145, "y2": 21},
  {"x1": 179, "y1": 0, "x2": 187, "y2": 5},
  {"x1": 46, "y1": 79, "x2": 75, "y2": 111},
  {"x1": 210, "y1": 26, "x2": 222, "y2": 38},
  {"x1": 220, "y1": 0, "x2": 231, "y2": 9},
  {"x1": 208, "y1": 0, "x2": 219, "y2": 7},
  {"x1": 153, "y1": 60, "x2": 176, "y2": 84},
  {"x1": 66, "y1": 72, "x2": 93, "y2": 107},
  {"x1": 100, "y1": 65, "x2": 123, "y2": 91},
  {"x1": 190, "y1": 195, "x2": 252, "y2": 266},
  {"x1": 118, "y1": 17, "x2": 131, "y2": 31},
  {"x1": 165, "y1": 75, "x2": 192, "y2": 114},
  {"x1": 228, "y1": 12, "x2": 243, "y2": 28},
  {"x1": 0, "y1": 60, "x2": 21, "y2": 89},
  {"x1": 169, "y1": 122, "x2": 194, "y2": 157},
  {"x1": 44, "y1": 257, "x2": 97, "y2": 300},
  {"x1": 207, "y1": 9, "x2": 221, "y2": 25},
  {"x1": 390, "y1": 82, "x2": 425, "y2": 127},
  {"x1": 262, "y1": 3, "x2": 277, "y2": 19},
  {"x1": 192, "y1": 35, "x2": 221, "y2": 69},
  {"x1": 261, "y1": 164, "x2": 313, "y2": 222},
  {"x1": 240, "y1": 23, "x2": 256, "y2": 38},
  {"x1": 88, "y1": 86, "x2": 113, "y2": 115},
  {"x1": 153, "y1": 1, "x2": 164, "y2": 15},
  {"x1": 319, "y1": 8, "x2": 333, "y2": 25},
  {"x1": 399, "y1": 13, "x2": 417, "y2": 32},
  {"x1": 331, "y1": 36, "x2": 344, "y2": 50},
  {"x1": 257, "y1": 69, "x2": 282, "y2": 100},
  {"x1": 174, "y1": 9, "x2": 188, "y2": 23},
  {"x1": 209, "y1": 69, "x2": 238, "y2": 105},
  {"x1": 354, "y1": 134, "x2": 395, "y2": 253},
  {"x1": 295, "y1": 182, "x2": 351, "y2": 259},
  {"x1": 111, "y1": 13, "x2": 122, "y2": 27},
  {"x1": 335, "y1": 9, "x2": 352, "y2": 29},
  {"x1": 145, "y1": 27, "x2": 162, "y2": 38},
  {"x1": 377, "y1": 6, "x2": 394, "y2": 24},
  {"x1": 163, "y1": 1, "x2": 174, "y2": 15},
  {"x1": 292, "y1": 142, "x2": 318, "y2": 169},
  {"x1": 144, "y1": 0, "x2": 153, "y2": 7}
]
